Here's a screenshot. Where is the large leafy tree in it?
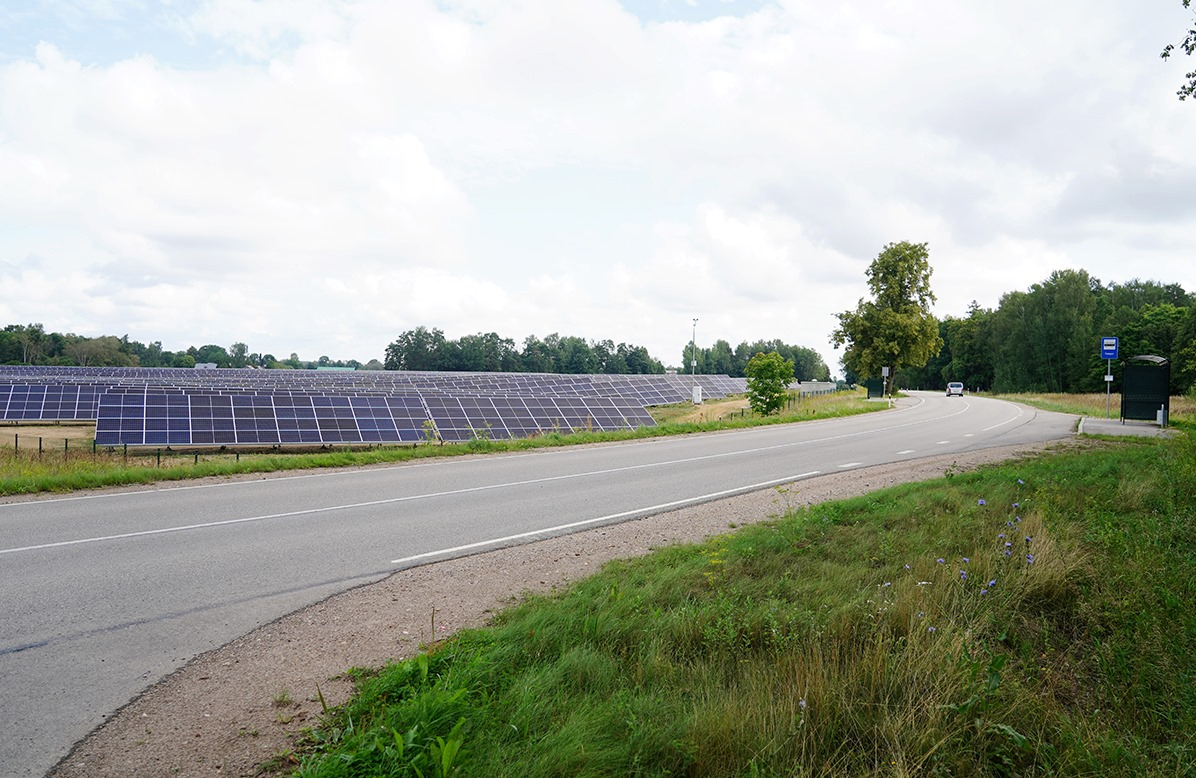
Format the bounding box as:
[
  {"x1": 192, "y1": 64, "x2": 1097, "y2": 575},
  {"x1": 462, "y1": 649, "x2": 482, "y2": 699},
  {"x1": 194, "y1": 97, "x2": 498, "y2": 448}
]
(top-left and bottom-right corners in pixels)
[
  {"x1": 384, "y1": 326, "x2": 449, "y2": 371},
  {"x1": 832, "y1": 241, "x2": 942, "y2": 394},
  {"x1": 745, "y1": 351, "x2": 794, "y2": 415}
]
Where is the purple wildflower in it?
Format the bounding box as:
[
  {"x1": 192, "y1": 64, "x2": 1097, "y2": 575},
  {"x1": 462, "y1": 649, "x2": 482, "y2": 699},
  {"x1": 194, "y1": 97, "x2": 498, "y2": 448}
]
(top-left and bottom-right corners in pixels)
[
  {"x1": 1026, "y1": 553, "x2": 1035, "y2": 564},
  {"x1": 928, "y1": 626, "x2": 937, "y2": 633},
  {"x1": 988, "y1": 579, "x2": 997, "y2": 587},
  {"x1": 980, "y1": 589, "x2": 988, "y2": 595},
  {"x1": 960, "y1": 570, "x2": 968, "y2": 580},
  {"x1": 937, "y1": 558, "x2": 945, "y2": 564},
  {"x1": 978, "y1": 499, "x2": 986, "y2": 506}
]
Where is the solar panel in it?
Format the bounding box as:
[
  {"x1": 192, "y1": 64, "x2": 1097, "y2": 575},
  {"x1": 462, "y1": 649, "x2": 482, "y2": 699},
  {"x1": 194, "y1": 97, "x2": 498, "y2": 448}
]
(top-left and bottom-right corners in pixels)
[{"x1": 5, "y1": 365, "x2": 752, "y2": 448}]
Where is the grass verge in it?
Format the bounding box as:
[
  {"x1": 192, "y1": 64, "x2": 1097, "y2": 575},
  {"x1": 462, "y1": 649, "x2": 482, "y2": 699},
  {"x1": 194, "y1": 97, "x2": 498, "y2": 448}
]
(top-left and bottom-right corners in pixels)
[
  {"x1": 0, "y1": 391, "x2": 878, "y2": 496},
  {"x1": 289, "y1": 434, "x2": 1196, "y2": 777}
]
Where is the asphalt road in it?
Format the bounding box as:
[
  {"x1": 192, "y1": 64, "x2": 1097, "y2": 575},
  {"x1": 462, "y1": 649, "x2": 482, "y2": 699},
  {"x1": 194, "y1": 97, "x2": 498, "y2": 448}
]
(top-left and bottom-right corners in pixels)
[{"x1": 0, "y1": 392, "x2": 1076, "y2": 777}]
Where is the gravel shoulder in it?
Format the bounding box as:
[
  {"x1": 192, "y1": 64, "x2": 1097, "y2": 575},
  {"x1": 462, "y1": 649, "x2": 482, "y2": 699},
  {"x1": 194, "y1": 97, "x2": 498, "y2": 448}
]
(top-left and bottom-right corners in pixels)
[{"x1": 49, "y1": 439, "x2": 1076, "y2": 778}]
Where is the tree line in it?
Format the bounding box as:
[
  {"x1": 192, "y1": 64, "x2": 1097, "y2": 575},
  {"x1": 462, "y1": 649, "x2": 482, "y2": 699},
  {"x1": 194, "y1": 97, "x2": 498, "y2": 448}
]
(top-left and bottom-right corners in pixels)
[
  {"x1": 0, "y1": 326, "x2": 369, "y2": 370},
  {"x1": 897, "y1": 271, "x2": 1196, "y2": 395},
  {"x1": 682, "y1": 338, "x2": 830, "y2": 382},
  {"x1": 383, "y1": 327, "x2": 665, "y2": 374}
]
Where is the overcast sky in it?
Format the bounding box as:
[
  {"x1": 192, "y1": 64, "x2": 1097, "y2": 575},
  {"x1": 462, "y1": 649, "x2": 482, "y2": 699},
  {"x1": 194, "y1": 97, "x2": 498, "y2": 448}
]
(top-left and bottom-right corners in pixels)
[{"x1": 2, "y1": 0, "x2": 1194, "y2": 373}]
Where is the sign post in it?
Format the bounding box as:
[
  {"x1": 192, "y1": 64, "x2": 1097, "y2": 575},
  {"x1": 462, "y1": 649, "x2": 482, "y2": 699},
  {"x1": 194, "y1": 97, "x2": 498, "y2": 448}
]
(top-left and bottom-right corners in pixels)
[{"x1": 1100, "y1": 337, "x2": 1119, "y2": 418}]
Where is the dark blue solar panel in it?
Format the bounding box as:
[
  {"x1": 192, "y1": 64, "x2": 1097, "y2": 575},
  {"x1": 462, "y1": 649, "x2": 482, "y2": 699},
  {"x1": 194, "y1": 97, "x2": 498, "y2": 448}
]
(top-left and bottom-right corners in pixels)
[{"x1": 1, "y1": 366, "x2": 740, "y2": 446}]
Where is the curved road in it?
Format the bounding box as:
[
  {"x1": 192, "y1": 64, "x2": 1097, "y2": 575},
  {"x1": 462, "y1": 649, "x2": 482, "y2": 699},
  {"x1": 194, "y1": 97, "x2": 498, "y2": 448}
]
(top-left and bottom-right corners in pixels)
[{"x1": 0, "y1": 392, "x2": 1075, "y2": 776}]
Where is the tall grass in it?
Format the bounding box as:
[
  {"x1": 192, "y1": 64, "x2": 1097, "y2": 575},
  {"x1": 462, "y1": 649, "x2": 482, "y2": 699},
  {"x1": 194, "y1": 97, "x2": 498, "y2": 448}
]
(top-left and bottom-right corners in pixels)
[
  {"x1": 992, "y1": 391, "x2": 1196, "y2": 422},
  {"x1": 292, "y1": 434, "x2": 1196, "y2": 777}
]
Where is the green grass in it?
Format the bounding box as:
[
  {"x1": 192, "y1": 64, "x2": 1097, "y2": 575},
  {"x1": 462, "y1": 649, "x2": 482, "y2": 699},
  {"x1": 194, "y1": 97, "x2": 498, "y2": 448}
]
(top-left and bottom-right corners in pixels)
[
  {"x1": 991, "y1": 391, "x2": 1196, "y2": 422},
  {"x1": 288, "y1": 434, "x2": 1196, "y2": 777},
  {"x1": 0, "y1": 390, "x2": 878, "y2": 496}
]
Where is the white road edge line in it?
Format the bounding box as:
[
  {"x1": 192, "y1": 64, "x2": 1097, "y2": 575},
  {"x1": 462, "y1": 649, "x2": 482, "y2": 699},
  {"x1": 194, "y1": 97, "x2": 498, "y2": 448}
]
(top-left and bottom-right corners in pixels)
[{"x1": 389, "y1": 471, "x2": 822, "y2": 566}]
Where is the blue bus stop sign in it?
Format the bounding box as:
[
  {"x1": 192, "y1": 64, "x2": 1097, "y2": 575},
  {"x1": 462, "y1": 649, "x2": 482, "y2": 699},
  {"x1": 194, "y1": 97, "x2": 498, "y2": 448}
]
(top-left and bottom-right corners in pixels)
[{"x1": 1101, "y1": 337, "x2": 1119, "y2": 360}]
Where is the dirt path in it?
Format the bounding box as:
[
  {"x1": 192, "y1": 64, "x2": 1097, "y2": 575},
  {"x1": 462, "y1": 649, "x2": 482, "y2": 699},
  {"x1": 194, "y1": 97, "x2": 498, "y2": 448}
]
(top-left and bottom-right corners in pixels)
[{"x1": 48, "y1": 439, "x2": 1072, "y2": 778}]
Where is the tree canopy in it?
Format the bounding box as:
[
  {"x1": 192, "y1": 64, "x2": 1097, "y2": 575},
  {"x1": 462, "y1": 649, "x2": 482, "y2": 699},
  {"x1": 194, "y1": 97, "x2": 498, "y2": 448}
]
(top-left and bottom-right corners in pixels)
[
  {"x1": 382, "y1": 327, "x2": 665, "y2": 375},
  {"x1": 683, "y1": 338, "x2": 829, "y2": 381},
  {"x1": 894, "y1": 275, "x2": 1196, "y2": 395},
  {"x1": 832, "y1": 241, "x2": 943, "y2": 392},
  {"x1": 1161, "y1": 0, "x2": 1196, "y2": 100},
  {"x1": 745, "y1": 351, "x2": 794, "y2": 415}
]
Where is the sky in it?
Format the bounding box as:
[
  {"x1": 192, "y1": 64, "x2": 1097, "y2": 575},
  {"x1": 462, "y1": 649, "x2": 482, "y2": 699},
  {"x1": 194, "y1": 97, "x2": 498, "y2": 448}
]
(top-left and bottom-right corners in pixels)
[{"x1": 1, "y1": 0, "x2": 1194, "y2": 374}]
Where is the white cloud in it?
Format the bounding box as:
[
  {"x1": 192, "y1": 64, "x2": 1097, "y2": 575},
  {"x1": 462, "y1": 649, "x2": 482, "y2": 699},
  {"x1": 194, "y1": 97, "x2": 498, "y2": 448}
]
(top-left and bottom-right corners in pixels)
[{"x1": 0, "y1": 0, "x2": 1194, "y2": 372}]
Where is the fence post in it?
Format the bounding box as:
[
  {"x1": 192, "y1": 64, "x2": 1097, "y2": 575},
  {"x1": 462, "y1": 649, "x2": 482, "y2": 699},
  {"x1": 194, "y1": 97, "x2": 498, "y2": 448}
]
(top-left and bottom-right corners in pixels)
[{"x1": 157, "y1": 449, "x2": 161, "y2": 468}]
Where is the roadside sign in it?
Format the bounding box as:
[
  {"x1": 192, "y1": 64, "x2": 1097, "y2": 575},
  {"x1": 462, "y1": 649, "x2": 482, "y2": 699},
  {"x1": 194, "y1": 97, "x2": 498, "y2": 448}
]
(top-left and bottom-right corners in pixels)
[{"x1": 1101, "y1": 337, "x2": 1119, "y2": 360}]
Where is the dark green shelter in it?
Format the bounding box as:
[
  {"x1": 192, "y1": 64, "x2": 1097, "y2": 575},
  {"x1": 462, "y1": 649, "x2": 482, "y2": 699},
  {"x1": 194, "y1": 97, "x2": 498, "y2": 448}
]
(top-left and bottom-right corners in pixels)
[{"x1": 1120, "y1": 355, "x2": 1170, "y2": 426}]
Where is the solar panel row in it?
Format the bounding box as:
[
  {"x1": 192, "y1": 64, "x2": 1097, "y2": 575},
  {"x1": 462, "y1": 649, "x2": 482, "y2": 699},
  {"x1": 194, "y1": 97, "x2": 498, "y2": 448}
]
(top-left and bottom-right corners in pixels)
[
  {"x1": 0, "y1": 365, "x2": 744, "y2": 406},
  {"x1": 92, "y1": 389, "x2": 657, "y2": 446},
  {"x1": 2, "y1": 367, "x2": 744, "y2": 447}
]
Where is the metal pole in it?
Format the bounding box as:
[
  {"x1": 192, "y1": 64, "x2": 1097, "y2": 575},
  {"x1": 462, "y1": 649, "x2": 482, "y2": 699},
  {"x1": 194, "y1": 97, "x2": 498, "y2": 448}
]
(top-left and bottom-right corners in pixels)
[
  {"x1": 1106, "y1": 358, "x2": 1111, "y2": 419},
  {"x1": 691, "y1": 318, "x2": 698, "y2": 390}
]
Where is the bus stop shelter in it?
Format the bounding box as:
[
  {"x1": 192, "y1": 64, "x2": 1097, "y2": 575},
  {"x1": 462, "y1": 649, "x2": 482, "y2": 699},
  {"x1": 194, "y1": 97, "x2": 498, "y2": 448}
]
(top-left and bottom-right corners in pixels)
[{"x1": 1121, "y1": 355, "x2": 1170, "y2": 426}]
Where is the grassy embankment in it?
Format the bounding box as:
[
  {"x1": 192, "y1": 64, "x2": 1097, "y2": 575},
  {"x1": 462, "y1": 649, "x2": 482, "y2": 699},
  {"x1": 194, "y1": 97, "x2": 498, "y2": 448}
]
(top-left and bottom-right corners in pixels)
[
  {"x1": 0, "y1": 390, "x2": 873, "y2": 496},
  {"x1": 287, "y1": 416, "x2": 1195, "y2": 777}
]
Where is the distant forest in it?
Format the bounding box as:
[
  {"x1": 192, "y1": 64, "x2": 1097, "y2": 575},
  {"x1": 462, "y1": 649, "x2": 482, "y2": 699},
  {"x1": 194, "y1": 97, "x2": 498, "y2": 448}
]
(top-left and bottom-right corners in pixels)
[
  {"x1": 897, "y1": 272, "x2": 1195, "y2": 395},
  {"x1": 382, "y1": 326, "x2": 832, "y2": 381},
  {"x1": 0, "y1": 322, "x2": 831, "y2": 380},
  {"x1": 4, "y1": 270, "x2": 1192, "y2": 393},
  {"x1": 0, "y1": 330, "x2": 369, "y2": 371}
]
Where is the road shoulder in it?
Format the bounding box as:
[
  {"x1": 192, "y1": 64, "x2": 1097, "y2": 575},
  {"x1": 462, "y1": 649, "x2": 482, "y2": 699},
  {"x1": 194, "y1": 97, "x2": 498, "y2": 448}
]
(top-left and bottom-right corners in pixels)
[{"x1": 50, "y1": 440, "x2": 1075, "y2": 778}]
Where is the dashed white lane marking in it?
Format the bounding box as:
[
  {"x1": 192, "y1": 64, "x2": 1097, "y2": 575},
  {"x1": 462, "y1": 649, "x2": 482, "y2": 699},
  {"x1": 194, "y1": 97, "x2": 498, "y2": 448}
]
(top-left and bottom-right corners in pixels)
[
  {"x1": 897, "y1": 449, "x2": 916, "y2": 454},
  {"x1": 389, "y1": 471, "x2": 823, "y2": 566},
  {"x1": 838, "y1": 462, "x2": 863, "y2": 469}
]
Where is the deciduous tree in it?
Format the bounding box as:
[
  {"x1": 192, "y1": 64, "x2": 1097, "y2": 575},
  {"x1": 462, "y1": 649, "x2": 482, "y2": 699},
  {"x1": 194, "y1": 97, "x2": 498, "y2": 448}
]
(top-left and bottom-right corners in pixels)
[
  {"x1": 832, "y1": 241, "x2": 942, "y2": 394},
  {"x1": 745, "y1": 351, "x2": 794, "y2": 415}
]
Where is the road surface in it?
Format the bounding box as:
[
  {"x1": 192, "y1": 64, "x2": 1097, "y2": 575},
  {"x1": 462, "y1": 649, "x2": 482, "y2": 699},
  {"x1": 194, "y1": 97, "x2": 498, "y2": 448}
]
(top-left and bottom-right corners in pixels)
[{"x1": 0, "y1": 393, "x2": 1074, "y2": 776}]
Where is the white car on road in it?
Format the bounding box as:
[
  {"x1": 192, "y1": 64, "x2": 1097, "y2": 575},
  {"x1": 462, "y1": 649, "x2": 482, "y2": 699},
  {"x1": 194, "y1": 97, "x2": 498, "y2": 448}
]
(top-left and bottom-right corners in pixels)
[{"x1": 946, "y1": 382, "x2": 965, "y2": 397}]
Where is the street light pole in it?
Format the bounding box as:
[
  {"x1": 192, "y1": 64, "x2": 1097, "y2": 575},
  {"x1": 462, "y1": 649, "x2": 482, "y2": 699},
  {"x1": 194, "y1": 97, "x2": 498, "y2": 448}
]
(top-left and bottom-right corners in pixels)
[{"x1": 691, "y1": 318, "x2": 698, "y2": 391}]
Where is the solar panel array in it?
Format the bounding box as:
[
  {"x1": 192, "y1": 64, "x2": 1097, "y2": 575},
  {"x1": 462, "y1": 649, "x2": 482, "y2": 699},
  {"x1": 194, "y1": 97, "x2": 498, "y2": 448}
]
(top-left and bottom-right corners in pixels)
[{"x1": 1, "y1": 366, "x2": 746, "y2": 448}]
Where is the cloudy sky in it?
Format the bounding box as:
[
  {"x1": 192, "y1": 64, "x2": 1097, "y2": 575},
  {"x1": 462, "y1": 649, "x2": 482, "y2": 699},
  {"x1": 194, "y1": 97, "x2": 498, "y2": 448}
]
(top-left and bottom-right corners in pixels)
[{"x1": 1, "y1": 0, "x2": 1194, "y2": 373}]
